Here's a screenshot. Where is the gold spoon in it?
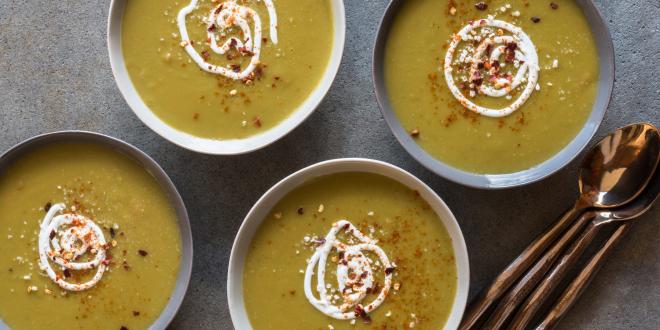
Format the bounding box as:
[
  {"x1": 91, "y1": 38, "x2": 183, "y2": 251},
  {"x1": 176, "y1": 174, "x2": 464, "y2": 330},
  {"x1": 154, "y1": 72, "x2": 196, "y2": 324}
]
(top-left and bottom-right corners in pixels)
[
  {"x1": 513, "y1": 165, "x2": 660, "y2": 330},
  {"x1": 537, "y1": 168, "x2": 659, "y2": 329},
  {"x1": 460, "y1": 123, "x2": 660, "y2": 329}
]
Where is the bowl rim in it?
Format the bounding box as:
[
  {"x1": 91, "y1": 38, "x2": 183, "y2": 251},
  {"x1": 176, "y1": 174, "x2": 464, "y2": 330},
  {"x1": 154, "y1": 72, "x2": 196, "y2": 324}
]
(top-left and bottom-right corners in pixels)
[
  {"x1": 107, "y1": 0, "x2": 346, "y2": 155},
  {"x1": 372, "y1": 0, "x2": 615, "y2": 189},
  {"x1": 227, "y1": 158, "x2": 470, "y2": 329},
  {"x1": 0, "y1": 131, "x2": 193, "y2": 330}
]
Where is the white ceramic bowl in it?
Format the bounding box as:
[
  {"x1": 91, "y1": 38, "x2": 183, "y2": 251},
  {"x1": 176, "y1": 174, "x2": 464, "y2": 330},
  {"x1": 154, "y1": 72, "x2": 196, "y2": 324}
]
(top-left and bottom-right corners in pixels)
[
  {"x1": 227, "y1": 158, "x2": 470, "y2": 329},
  {"x1": 107, "y1": 0, "x2": 346, "y2": 155}
]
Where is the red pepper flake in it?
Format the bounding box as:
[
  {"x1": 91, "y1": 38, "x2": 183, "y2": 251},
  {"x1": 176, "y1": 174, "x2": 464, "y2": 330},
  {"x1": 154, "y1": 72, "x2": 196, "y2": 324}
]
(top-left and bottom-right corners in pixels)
[
  {"x1": 506, "y1": 42, "x2": 518, "y2": 52},
  {"x1": 354, "y1": 305, "x2": 364, "y2": 317},
  {"x1": 132, "y1": 311, "x2": 140, "y2": 316},
  {"x1": 63, "y1": 269, "x2": 71, "y2": 278},
  {"x1": 201, "y1": 50, "x2": 210, "y2": 60},
  {"x1": 49, "y1": 231, "x2": 56, "y2": 240},
  {"x1": 354, "y1": 305, "x2": 372, "y2": 324},
  {"x1": 110, "y1": 227, "x2": 116, "y2": 238},
  {"x1": 297, "y1": 207, "x2": 304, "y2": 215},
  {"x1": 550, "y1": 2, "x2": 559, "y2": 9},
  {"x1": 138, "y1": 250, "x2": 148, "y2": 257},
  {"x1": 505, "y1": 42, "x2": 517, "y2": 63},
  {"x1": 531, "y1": 16, "x2": 541, "y2": 23},
  {"x1": 230, "y1": 64, "x2": 241, "y2": 73},
  {"x1": 253, "y1": 65, "x2": 264, "y2": 80},
  {"x1": 44, "y1": 202, "x2": 52, "y2": 212},
  {"x1": 207, "y1": 24, "x2": 216, "y2": 32},
  {"x1": 471, "y1": 70, "x2": 483, "y2": 86},
  {"x1": 252, "y1": 116, "x2": 262, "y2": 127},
  {"x1": 385, "y1": 267, "x2": 396, "y2": 275},
  {"x1": 239, "y1": 47, "x2": 255, "y2": 57},
  {"x1": 120, "y1": 327, "x2": 129, "y2": 330},
  {"x1": 475, "y1": 2, "x2": 488, "y2": 10}
]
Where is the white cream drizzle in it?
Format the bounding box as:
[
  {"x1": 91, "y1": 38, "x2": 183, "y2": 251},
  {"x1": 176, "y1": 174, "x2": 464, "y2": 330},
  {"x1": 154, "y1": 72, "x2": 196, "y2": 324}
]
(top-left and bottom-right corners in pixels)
[
  {"x1": 177, "y1": 0, "x2": 278, "y2": 80},
  {"x1": 38, "y1": 203, "x2": 109, "y2": 291},
  {"x1": 304, "y1": 220, "x2": 394, "y2": 320},
  {"x1": 444, "y1": 17, "x2": 540, "y2": 117}
]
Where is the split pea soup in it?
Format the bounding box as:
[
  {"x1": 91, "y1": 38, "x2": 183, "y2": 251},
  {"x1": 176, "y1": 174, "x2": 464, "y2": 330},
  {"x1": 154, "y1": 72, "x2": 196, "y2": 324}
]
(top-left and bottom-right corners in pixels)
[
  {"x1": 384, "y1": 0, "x2": 600, "y2": 173},
  {"x1": 243, "y1": 172, "x2": 458, "y2": 329},
  {"x1": 0, "y1": 142, "x2": 181, "y2": 330},
  {"x1": 121, "y1": 0, "x2": 334, "y2": 139}
]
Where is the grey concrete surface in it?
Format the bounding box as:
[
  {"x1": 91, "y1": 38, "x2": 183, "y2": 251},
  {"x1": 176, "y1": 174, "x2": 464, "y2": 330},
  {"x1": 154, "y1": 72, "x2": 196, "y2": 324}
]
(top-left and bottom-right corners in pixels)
[{"x1": 0, "y1": 0, "x2": 658, "y2": 329}]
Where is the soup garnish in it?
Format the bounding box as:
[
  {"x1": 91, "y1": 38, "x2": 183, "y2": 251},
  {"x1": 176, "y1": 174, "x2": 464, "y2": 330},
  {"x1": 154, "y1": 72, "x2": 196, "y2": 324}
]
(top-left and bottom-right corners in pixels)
[
  {"x1": 38, "y1": 203, "x2": 109, "y2": 291},
  {"x1": 444, "y1": 16, "x2": 540, "y2": 117},
  {"x1": 304, "y1": 220, "x2": 394, "y2": 320},
  {"x1": 177, "y1": 0, "x2": 278, "y2": 81}
]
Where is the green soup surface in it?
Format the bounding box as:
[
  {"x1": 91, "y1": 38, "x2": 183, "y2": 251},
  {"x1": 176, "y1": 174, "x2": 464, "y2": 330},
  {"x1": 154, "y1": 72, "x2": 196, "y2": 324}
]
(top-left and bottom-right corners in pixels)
[
  {"x1": 0, "y1": 143, "x2": 181, "y2": 330},
  {"x1": 384, "y1": 0, "x2": 599, "y2": 173},
  {"x1": 122, "y1": 0, "x2": 334, "y2": 139},
  {"x1": 243, "y1": 172, "x2": 458, "y2": 329}
]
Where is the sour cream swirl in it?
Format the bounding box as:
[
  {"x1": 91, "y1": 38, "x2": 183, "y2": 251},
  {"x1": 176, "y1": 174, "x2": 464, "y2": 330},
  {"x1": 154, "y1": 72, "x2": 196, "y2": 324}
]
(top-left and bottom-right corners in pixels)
[
  {"x1": 304, "y1": 220, "x2": 394, "y2": 319},
  {"x1": 177, "y1": 0, "x2": 278, "y2": 80},
  {"x1": 444, "y1": 17, "x2": 540, "y2": 117},
  {"x1": 38, "y1": 203, "x2": 109, "y2": 291}
]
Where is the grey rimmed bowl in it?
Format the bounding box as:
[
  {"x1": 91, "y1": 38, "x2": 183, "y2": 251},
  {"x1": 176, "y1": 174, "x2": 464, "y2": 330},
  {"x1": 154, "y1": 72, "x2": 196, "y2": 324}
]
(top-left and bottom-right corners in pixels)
[
  {"x1": 0, "y1": 131, "x2": 193, "y2": 330},
  {"x1": 372, "y1": 0, "x2": 615, "y2": 189}
]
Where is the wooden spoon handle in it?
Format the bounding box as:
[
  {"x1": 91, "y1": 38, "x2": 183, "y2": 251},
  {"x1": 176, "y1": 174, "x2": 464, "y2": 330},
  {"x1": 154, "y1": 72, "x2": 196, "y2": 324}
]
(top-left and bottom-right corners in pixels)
[
  {"x1": 459, "y1": 201, "x2": 586, "y2": 330},
  {"x1": 508, "y1": 220, "x2": 602, "y2": 329},
  {"x1": 535, "y1": 223, "x2": 631, "y2": 330},
  {"x1": 481, "y1": 211, "x2": 595, "y2": 329}
]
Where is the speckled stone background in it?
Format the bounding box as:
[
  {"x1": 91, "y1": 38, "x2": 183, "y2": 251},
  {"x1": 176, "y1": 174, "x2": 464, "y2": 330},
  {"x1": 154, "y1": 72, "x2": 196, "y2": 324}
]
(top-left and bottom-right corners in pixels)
[{"x1": 0, "y1": 0, "x2": 658, "y2": 329}]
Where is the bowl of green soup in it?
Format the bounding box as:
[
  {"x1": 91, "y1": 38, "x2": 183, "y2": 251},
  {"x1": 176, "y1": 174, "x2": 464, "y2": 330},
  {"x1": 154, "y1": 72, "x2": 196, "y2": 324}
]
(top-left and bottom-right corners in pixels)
[
  {"x1": 0, "y1": 131, "x2": 192, "y2": 329},
  {"x1": 228, "y1": 158, "x2": 469, "y2": 329},
  {"x1": 108, "y1": 0, "x2": 346, "y2": 154},
  {"x1": 373, "y1": 0, "x2": 615, "y2": 188}
]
